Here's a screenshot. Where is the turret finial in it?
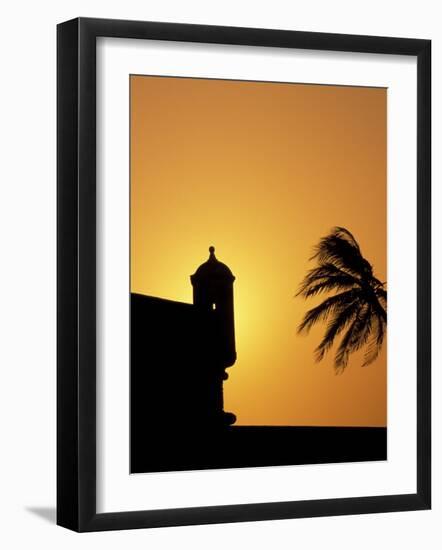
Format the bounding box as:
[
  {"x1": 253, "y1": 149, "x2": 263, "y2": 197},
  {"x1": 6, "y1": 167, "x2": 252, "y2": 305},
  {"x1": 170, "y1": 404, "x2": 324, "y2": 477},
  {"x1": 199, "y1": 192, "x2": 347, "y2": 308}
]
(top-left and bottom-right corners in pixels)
[{"x1": 209, "y1": 246, "x2": 215, "y2": 257}]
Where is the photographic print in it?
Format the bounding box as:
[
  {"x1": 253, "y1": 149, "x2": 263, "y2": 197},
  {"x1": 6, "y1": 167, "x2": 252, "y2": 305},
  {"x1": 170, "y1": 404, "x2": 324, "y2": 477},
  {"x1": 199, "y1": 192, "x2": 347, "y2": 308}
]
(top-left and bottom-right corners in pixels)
[{"x1": 130, "y1": 75, "x2": 387, "y2": 474}]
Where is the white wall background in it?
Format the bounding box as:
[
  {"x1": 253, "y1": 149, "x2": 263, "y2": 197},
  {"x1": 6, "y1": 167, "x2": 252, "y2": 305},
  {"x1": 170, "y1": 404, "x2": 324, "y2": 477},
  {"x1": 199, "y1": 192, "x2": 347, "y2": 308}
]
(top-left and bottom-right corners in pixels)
[{"x1": 0, "y1": 1, "x2": 439, "y2": 548}]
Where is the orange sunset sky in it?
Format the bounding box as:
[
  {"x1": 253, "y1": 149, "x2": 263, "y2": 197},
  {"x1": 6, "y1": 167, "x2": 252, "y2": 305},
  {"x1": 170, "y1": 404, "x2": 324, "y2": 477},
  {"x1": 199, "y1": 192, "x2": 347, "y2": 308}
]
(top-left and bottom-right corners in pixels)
[{"x1": 130, "y1": 75, "x2": 387, "y2": 427}]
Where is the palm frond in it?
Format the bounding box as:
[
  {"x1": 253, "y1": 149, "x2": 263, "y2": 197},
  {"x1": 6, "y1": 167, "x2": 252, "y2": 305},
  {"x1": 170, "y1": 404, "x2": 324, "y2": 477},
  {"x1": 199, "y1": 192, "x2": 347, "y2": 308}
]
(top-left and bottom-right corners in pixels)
[
  {"x1": 375, "y1": 287, "x2": 387, "y2": 310},
  {"x1": 314, "y1": 300, "x2": 360, "y2": 362},
  {"x1": 310, "y1": 227, "x2": 373, "y2": 279},
  {"x1": 372, "y1": 295, "x2": 387, "y2": 323},
  {"x1": 297, "y1": 262, "x2": 361, "y2": 298},
  {"x1": 333, "y1": 227, "x2": 361, "y2": 250},
  {"x1": 335, "y1": 304, "x2": 375, "y2": 370},
  {"x1": 301, "y1": 275, "x2": 359, "y2": 299},
  {"x1": 297, "y1": 289, "x2": 359, "y2": 335},
  {"x1": 348, "y1": 304, "x2": 373, "y2": 351},
  {"x1": 362, "y1": 313, "x2": 386, "y2": 366},
  {"x1": 334, "y1": 316, "x2": 360, "y2": 370}
]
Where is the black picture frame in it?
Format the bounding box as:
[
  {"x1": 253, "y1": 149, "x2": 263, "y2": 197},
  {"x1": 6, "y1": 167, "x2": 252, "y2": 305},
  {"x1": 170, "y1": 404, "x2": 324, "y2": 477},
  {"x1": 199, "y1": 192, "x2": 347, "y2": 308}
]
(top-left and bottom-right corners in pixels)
[{"x1": 57, "y1": 17, "x2": 431, "y2": 532}]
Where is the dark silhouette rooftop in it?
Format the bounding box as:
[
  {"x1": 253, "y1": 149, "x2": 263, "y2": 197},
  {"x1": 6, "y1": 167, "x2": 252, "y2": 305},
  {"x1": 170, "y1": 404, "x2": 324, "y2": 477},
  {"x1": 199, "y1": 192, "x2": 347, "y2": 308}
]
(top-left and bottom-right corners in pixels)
[
  {"x1": 191, "y1": 246, "x2": 235, "y2": 283},
  {"x1": 131, "y1": 247, "x2": 238, "y2": 472}
]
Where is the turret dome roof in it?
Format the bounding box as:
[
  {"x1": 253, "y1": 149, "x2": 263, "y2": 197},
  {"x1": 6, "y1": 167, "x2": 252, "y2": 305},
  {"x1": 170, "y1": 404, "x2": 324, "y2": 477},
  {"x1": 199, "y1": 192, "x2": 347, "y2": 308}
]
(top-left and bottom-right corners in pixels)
[{"x1": 191, "y1": 246, "x2": 235, "y2": 283}]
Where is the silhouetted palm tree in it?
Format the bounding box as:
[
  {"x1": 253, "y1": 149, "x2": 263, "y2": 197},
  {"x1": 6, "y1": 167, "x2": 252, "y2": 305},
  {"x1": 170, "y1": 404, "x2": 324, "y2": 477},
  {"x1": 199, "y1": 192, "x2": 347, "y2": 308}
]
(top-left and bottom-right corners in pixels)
[{"x1": 297, "y1": 227, "x2": 387, "y2": 371}]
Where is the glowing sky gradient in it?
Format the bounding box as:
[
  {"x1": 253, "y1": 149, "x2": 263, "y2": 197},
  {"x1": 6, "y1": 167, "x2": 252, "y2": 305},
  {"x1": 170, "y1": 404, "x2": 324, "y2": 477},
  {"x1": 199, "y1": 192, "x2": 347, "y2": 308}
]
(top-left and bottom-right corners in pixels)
[{"x1": 130, "y1": 75, "x2": 387, "y2": 427}]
